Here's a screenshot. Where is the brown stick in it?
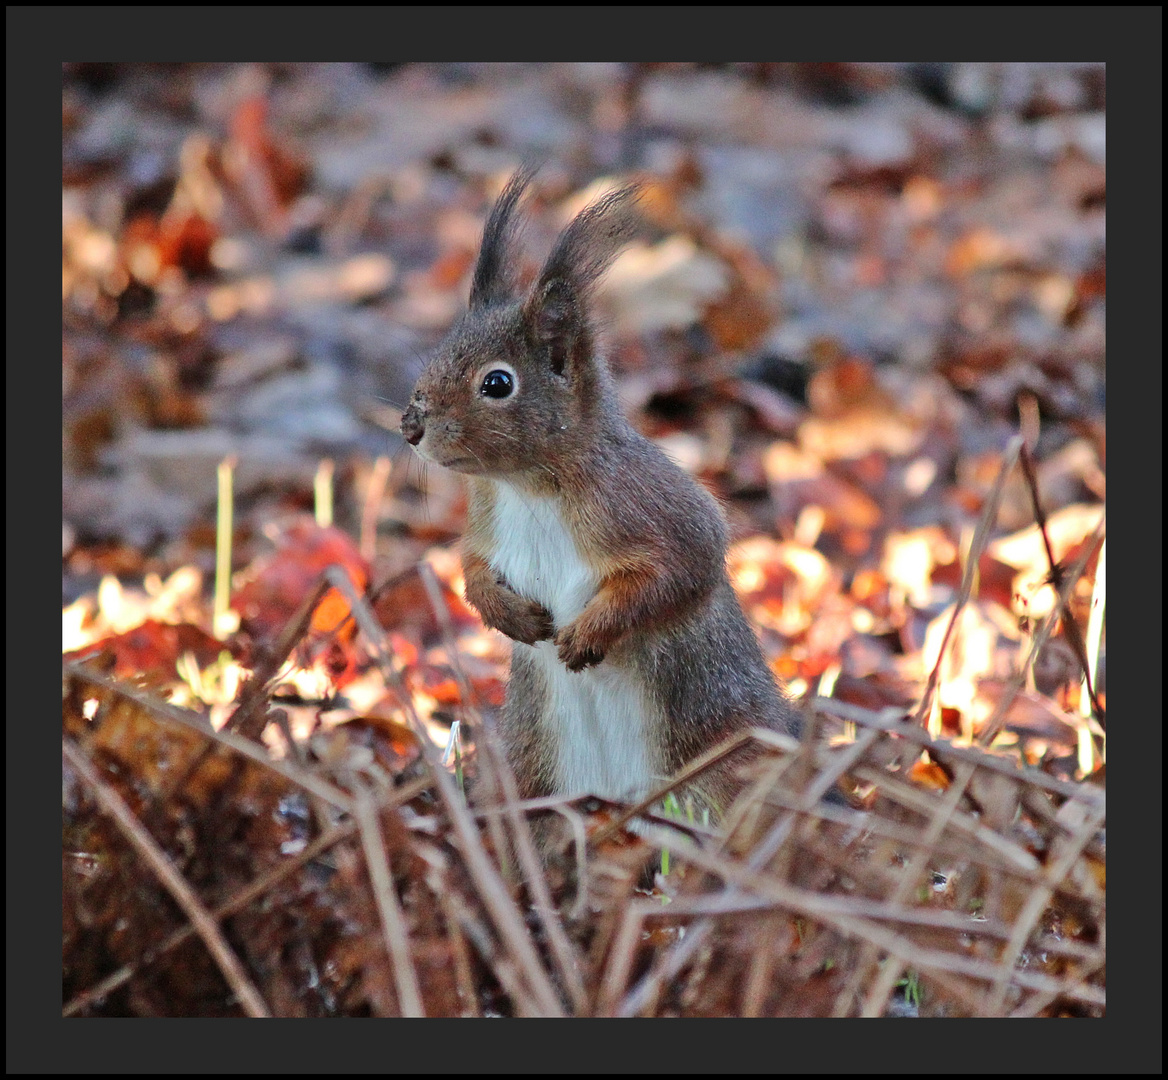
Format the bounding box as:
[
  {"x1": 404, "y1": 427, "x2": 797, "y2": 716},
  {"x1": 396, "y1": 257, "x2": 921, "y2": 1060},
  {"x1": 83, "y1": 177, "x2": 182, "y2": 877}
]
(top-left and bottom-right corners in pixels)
[
  {"x1": 226, "y1": 576, "x2": 332, "y2": 739},
  {"x1": 850, "y1": 761, "x2": 976, "y2": 1019},
  {"x1": 589, "y1": 728, "x2": 775, "y2": 848},
  {"x1": 813, "y1": 696, "x2": 1104, "y2": 807},
  {"x1": 418, "y1": 560, "x2": 588, "y2": 1012},
  {"x1": 476, "y1": 712, "x2": 588, "y2": 1013},
  {"x1": 984, "y1": 799, "x2": 1108, "y2": 1015}
]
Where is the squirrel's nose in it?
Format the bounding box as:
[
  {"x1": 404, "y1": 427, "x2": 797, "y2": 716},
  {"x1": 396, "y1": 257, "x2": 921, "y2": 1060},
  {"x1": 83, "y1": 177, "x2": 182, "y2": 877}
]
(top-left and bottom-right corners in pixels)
[{"x1": 401, "y1": 405, "x2": 424, "y2": 446}]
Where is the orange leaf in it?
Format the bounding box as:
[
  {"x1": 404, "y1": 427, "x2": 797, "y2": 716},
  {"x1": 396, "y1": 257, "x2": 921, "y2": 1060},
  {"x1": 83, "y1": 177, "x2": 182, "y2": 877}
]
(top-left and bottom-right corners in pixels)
[
  {"x1": 233, "y1": 519, "x2": 369, "y2": 643},
  {"x1": 64, "y1": 619, "x2": 224, "y2": 684},
  {"x1": 909, "y1": 758, "x2": 950, "y2": 791}
]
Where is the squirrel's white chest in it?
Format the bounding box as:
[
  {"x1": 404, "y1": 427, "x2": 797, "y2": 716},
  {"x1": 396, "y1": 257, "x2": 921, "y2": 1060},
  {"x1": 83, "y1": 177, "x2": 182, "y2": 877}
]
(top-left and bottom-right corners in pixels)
[
  {"x1": 488, "y1": 483, "x2": 660, "y2": 801},
  {"x1": 487, "y1": 484, "x2": 597, "y2": 626}
]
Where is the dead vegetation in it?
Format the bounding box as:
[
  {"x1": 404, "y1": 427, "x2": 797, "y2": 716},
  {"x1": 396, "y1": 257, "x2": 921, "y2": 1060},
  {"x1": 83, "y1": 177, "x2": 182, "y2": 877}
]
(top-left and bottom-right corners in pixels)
[
  {"x1": 61, "y1": 62, "x2": 1107, "y2": 1019},
  {"x1": 63, "y1": 446, "x2": 1104, "y2": 1018}
]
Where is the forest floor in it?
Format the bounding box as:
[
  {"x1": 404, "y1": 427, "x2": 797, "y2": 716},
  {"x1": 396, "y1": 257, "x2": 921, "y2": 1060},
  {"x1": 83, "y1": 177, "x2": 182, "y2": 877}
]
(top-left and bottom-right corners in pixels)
[{"x1": 63, "y1": 63, "x2": 1105, "y2": 1021}]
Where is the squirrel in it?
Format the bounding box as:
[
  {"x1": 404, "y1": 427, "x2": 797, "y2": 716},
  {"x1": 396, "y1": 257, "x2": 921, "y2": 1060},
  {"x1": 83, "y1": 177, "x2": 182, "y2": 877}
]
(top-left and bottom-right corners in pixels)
[{"x1": 401, "y1": 166, "x2": 798, "y2": 822}]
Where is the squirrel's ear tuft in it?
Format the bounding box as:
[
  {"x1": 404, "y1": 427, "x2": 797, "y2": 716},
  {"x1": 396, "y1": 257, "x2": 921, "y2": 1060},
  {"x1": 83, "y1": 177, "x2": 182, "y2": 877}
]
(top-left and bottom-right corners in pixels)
[
  {"x1": 469, "y1": 164, "x2": 539, "y2": 309},
  {"x1": 535, "y1": 183, "x2": 641, "y2": 301},
  {"x1": 523, "y1": 182, "x2": 641, "y2": 377}
]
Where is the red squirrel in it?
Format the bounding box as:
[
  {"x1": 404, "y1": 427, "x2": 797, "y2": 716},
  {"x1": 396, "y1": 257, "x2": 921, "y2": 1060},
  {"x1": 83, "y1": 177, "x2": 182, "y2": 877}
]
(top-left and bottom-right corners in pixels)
[{"x1": 401, "y1": 167, "x2": 798, "y2": 819}]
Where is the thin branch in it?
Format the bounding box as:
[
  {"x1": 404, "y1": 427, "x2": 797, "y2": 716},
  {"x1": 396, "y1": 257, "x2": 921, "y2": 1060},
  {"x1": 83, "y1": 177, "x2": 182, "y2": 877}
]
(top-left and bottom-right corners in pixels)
[
  {"x1": 594, "y1": 904, "x2": 647, "y2": 1017},
  {"x1": 417, "y1": 561, "x2": 515, "y2": 883},
  {"x1": 852, "y1": 761, "x2": 976, "y2": 1019},
  {"x1": 473, "y1": 712, "x2": 588, "y2": 1013},
  {"x1": 225, "y1": 577, "x2": 332, "y2": 739},
  {"x1": 588, "y1": 730, "x2": 753, "y2": 848},
  {"x1": 984, "y1": 800, "x2": 1108, "y2": 1015},
  {"x1": 445, "y1": 891, "x2": 544, "y2": 1018},
  {"x1": 1010, "y1": 948, "x2": 1106, "y2": 1018},
  {"x1": 813, "y1": 696, "x2": 1104, "y2": 807},
  {"x1": 624, "y1": 824, "x2": 1104, "y2": 1014},
  {"x1": 426, "y1": 862, "x2": 482, "y2": 1017}
]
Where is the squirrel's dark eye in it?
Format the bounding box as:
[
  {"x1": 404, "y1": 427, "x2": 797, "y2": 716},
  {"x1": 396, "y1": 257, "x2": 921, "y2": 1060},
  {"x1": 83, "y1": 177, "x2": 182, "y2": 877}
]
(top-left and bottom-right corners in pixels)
[{"x1": 480, "y1": 369, "x2": 514, "y2": 399}]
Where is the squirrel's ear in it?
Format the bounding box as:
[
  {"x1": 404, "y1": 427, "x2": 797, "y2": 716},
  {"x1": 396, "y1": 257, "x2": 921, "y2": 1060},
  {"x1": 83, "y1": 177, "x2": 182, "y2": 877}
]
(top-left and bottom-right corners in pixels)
[
  {"x1": 523, "y1": 182, "x2": 641, "y2": 377},
  {"x1": 469, "y1": 165, "x2": 538, "y2": 309},
  {"x1": 526, "y1": 277, "x2": 584, "y2": 378}
]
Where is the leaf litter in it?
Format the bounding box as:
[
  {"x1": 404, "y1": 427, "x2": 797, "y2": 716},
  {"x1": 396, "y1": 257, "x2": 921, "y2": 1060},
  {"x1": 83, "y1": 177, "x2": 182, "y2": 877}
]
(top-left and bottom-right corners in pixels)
[{"x1": 63, "y1": 63, "x2": 1104, "y2": 1017}]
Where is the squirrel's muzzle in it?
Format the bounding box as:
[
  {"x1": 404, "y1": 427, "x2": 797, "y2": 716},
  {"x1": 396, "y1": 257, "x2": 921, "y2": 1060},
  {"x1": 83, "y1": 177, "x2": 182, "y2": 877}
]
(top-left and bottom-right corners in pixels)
[{"x1": 400, "y1": 404, "x2": 424, "y2": 446}]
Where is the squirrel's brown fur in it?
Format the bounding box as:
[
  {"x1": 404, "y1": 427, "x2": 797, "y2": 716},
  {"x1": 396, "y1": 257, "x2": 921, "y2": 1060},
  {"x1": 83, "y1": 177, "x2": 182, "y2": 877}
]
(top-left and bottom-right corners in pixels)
[{"x1": 401, "y1": 168, "x2": 797, "y2": 817}]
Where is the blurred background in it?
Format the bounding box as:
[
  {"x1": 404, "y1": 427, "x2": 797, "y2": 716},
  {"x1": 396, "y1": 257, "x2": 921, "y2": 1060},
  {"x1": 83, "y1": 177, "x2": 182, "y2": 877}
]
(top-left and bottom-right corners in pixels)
[{"x1": 63, "y1": 62, "x2": 1105, "y2": 737}]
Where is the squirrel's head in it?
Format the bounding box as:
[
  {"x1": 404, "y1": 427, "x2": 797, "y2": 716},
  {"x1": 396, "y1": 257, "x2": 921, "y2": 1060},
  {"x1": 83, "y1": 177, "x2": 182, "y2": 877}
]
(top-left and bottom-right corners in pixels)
[{"x1": 401, "y1": 167, "x2": 640, "y2": 482}]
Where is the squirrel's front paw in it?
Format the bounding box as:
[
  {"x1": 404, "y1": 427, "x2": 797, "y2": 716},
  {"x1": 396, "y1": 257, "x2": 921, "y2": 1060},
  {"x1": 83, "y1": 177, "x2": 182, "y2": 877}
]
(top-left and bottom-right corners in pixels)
[
  {"x1": 554, "y1": 623, "x2": 606, "y2": 672},
  {"x1": 495, "y1": 599, "x2": 555, "y2": 646}
]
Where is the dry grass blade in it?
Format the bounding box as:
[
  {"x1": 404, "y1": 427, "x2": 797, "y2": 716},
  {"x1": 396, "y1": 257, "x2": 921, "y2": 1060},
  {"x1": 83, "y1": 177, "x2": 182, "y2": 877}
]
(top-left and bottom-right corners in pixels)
[
  {"x1": 603, "y1": 684, "x2": 1105, "y2": 1018},
  {"x1": 353, "y1": 784, "x2": 425, "y2": 1016},
  {"x1": 814, "y1": 696, "x2": 1103, "y2": 807},
  {"x1": 63, "y1": 737, "x2": 271, "y2": 1018},
  {"x1": 147, "y1": 576, "x2": 333, "y2": 809},
  {"x1": 325, "y1": 566, "x2": 565, "y2": 1016},
  {"x1": 627, "y1": 824, "x2": 1102, "y2": 1012},
  {"x1": 445, "y1": 891, "x2": 544, "y2": 1017},
  {"x1": 595, "y1": 904, "x2": 648, "y2": 1016},
  {"x1": 1011, "y1": 947, "x2": 1107, "y2": 1018},
  {"x1": 588, "y1": 730, "x2": 754, "y2": 848},
  {"x1": 848, "y1": 763, "x2": 1043, "y2": 876},
  {"x1": 427, "y1": 870, "x2": 482, "y2": 1017},
  {"x1": 913, "y1": 434, "x2": 1023, "y2": 728},
  {"x1": 609, "y1": 727, "x2": 809, "y2": 1017},
  {"x1": 853, "y1": 760, "x2": 976, "y2": 1018},
  {"x1": 640, "y1": 892, "x2": 1012, "y2": 937},
  {"x1": 476, "y1": 715, "x2": 588, "y2": 1013},
  {"x1": 417, "y1": 560, "x2": 477, "y2": 708},
  {"x1": 624, "y1": 729, "x2": 877, "y2": 1016},
  {"x1": 225, "y1": 576, "x2": 332, "y2": 739},
  {"x1": 741, "y1": 913, "x2": 784, "y2": 1016},
  {"x1": 418, "y1": 561, "x2": 513, "y2": 880}
]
